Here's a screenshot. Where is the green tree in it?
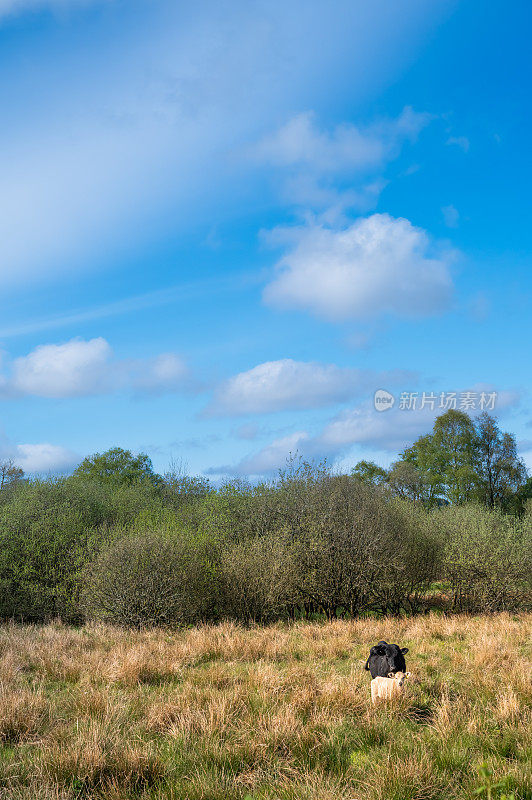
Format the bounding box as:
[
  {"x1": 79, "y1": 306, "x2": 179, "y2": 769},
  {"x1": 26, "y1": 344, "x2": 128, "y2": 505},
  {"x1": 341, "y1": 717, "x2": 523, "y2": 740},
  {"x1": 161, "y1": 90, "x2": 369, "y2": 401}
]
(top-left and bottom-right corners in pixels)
[
  {"x1": 509, "y1": 476, "x2": 532, "y2": 515},
  {"x1": 73, "y1": 447, "x2": 162, "y2": 489},
  {"x1": 399, "y1": 433, "x2": 445, "y2": 505},
  {"x1": 0, "y1": 478, "x2": 112, "y2": 622},
  {"x1": 388, "y1": 460, "x2": 427, "y2": 503},
  {"x1": 0, "y1": 459, "x2": 24, "y2": 490},
  {"x1": 431, "y1": 410, "x2": 478, "y2": 503},
  {"x1": 351, "y1": 460, "x2": 389, "y2": 487},
  {"x1": 474, "y1": 413, "x2": 527, "y2": 508},
  {"x1": 82, "y1": 530, "x2": 219, "y2": 627},
  {"x1": 401, "y1": 411, "x2": 478, "y2": 505},
  {"x1": 163, "y1": 460, "x2": 210, "y2": 506},
  {"x1": 432, "y1": 503, "x2": 532, "y2": 611},
  {"x1": 398, "y1": 410, "x2": 527, "y2": 509}
]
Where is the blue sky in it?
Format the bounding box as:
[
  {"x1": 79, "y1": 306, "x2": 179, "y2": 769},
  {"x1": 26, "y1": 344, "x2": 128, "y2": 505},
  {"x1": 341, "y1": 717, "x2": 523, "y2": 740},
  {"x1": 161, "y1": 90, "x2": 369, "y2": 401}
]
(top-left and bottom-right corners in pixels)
[{"x1": 0, "y1": 0, "x2": 531, "y2": 478}]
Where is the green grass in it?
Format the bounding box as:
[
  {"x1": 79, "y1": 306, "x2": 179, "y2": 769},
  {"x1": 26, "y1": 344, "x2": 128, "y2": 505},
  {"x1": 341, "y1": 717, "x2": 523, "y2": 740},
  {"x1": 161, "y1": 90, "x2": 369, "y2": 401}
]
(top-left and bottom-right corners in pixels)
[{"x1": 0, "y1": 613, "x2": 530, "y2": 799}]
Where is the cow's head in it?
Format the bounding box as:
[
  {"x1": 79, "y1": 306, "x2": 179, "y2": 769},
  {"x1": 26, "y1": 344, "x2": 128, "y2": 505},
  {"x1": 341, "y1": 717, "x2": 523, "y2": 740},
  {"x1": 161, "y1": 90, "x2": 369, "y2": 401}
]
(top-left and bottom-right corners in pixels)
[
  {"x1": 388, "y1": 670, "x2": 411, "y2": 687},
  {"x1": 374, "y1": 641, "x2": 408, "y2": 673}
]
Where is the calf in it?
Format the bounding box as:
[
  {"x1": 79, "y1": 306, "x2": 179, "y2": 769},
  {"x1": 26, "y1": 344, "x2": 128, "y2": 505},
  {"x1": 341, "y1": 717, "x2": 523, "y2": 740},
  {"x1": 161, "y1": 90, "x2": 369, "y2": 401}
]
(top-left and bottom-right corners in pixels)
[
  {"x1": 371, "y1": 671, "x2": 410, "y2": 704},
  {"x1": 364, "y1": 640, "x2": 408, "y2": 678}
]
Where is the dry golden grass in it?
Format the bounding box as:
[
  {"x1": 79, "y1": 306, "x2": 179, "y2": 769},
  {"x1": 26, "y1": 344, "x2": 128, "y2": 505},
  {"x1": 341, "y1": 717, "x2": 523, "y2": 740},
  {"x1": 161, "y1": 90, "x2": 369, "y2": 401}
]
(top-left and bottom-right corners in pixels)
[{"x1": 0, "y1": 613, "x2": 529, "y2": 799}]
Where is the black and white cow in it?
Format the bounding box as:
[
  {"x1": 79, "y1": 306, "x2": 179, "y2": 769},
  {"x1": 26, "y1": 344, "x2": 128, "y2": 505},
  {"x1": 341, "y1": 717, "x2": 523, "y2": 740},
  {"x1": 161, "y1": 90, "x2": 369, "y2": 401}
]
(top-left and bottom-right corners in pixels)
[{"x1": 364, "y1": 640, "x2": 409, "y2": 679}]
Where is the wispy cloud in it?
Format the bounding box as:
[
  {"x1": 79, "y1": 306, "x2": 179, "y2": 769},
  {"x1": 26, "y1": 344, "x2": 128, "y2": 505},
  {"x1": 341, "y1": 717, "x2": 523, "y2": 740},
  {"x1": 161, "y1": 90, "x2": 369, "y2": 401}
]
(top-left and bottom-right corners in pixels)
[
  {"x1": 208, "y1": 405, "x2": 433, "y2": 476},
  {"x1": 254, "y1": 107, "x2": 430, "y2": 172},
  {"x1": 209, "y1": 387, "x2": 522, "y2": 476},
  {"x1": 0, "y1": 273, "x2": 258, "y2": 340},
  {"x1": 446, "y1": 135, "x2": 470, "y2": 152},
  {"x1": 442, "y1": 203, "x2": 459, "y2": 228},
  {"x1": 253, "y1": 106, "x2": 432, "y2": 214},
  {"x1": 0, "y1": 2, "x2": 446, "y2": 288}
]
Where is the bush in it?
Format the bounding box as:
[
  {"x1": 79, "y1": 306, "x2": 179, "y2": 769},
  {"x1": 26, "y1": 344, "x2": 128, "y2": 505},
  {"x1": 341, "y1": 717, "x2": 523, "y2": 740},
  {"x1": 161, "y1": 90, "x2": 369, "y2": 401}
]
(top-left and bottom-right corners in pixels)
[
  {"x1": 0, "y1": 457, "x2": 529, "y2": 625},
  {"x1": 293, "y1": 475, "x2": 440, "y2": 617},
  {"x1": 82, "y1": 530, "x2": 219, "y2": 627},
  {"x1": 432, "y1": 504, "x2": 532, "y2": 611},
  {"x1": 219, "y1": 534, "x2": 300, "y2": 622}
]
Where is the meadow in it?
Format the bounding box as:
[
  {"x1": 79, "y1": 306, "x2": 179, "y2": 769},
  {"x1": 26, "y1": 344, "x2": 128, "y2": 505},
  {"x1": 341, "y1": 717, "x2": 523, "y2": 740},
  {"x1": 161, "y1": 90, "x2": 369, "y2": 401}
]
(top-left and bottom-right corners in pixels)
[{"x1": 0, "y1": 613, "x2": 530, "y2": 800}]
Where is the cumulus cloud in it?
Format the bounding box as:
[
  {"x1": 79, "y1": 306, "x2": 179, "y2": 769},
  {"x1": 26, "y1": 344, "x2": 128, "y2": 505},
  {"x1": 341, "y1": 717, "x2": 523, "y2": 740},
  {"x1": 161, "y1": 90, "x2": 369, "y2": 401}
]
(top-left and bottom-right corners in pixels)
[
  {"x1": 0, "y1": 432, "x2": 78, "y2": 474},
  {"x1": 11, "y1": 338, "x2": 112, "y2": 398},
  {"x1": 263, "y1": 213, "x2": 455, "y2": 321},
  {"x1": 0, "y1": 337, "x2": 189, "y2": 398},
  {"x1": 208, "y1": 358, "x2": 415, "y2": 416},
  {"x1": 316, "y1": 404, "x2": 435, "y2": 453}
]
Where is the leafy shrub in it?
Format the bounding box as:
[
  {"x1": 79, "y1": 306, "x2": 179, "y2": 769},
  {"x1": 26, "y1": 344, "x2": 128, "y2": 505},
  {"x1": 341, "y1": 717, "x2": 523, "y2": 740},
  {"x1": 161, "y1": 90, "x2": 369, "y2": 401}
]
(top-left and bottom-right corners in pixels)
[
  {"x1": 293, "y1": 476, "x2": 441, "y2": 617},
  {"x1": 431, "y1": 504, "x2": 532, "y2": 611},
  {"x1": 0, "y1": 478, "x2": 112, "y2": 622}
]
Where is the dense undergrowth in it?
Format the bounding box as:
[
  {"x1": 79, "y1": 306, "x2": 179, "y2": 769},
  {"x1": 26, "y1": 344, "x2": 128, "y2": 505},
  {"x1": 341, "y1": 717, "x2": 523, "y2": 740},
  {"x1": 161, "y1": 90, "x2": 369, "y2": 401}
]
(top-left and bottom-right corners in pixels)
[{"x1": 0, "y1": 457, "x2": 530, "y2": 625}]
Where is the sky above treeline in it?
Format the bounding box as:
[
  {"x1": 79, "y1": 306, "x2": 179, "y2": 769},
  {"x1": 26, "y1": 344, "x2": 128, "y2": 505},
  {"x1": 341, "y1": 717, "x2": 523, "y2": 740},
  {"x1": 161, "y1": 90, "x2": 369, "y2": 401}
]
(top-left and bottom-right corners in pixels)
[{"x1": 0, "y1": 0, "x2": 531, "y2": 478}]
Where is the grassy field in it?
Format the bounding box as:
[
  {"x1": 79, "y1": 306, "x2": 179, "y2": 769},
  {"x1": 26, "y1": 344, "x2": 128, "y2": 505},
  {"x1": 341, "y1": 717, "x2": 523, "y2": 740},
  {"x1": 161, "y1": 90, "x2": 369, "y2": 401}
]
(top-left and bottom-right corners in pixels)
[{"x1": 0, "y1": 614, "x2": 530, "y2": 800}]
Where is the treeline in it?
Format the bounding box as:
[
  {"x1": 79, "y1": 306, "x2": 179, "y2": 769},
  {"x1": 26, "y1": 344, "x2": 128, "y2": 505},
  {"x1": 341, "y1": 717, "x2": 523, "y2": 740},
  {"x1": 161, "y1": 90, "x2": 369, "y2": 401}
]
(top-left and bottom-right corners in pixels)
[
  {"x1": 353, "y1": 410, "x2": 530, "y2": 511},
  {"x1": 0, "y1": 412, "x2": 531, "y2": 627}
]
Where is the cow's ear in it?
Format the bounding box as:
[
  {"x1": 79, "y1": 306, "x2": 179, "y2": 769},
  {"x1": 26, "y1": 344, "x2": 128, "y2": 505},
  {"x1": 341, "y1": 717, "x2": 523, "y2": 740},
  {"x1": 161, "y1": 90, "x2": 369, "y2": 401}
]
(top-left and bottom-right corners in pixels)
[{"x1": 401, "y1": 647, "x2": 409, "y2": 655}]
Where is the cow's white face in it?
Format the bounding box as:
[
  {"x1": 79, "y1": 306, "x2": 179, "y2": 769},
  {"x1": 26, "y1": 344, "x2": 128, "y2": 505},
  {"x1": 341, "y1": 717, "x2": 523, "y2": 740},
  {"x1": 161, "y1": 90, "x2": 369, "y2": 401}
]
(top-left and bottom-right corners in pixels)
[{"x1": 388, "y1": 670, "x2": 410, "y2": 687}]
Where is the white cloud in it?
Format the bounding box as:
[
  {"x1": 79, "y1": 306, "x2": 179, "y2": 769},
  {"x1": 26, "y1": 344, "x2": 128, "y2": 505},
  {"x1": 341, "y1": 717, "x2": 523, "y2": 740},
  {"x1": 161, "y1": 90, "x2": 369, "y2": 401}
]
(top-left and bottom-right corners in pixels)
[
  {"x1": 208, "y1": 431, "x2": 311, "y2": 477},
  {"x1": 208, "y1": 358, "x2": 415, "y2": 415},
  {"x1": 211, "y1": 407, "x2": 429, "y2": 476},
  {"x1": 126, "y1": 353, "x2": 189, "y2": 395},
  {"x1": 0, "y1": 431, "x2": 78, "y2": 474},
  {"x1": 11, "y1": 338, "x2": 112, "y2": 398},
  {"x1": 317, "y1": 404, "x2": 435, "y2": 453},
  {"x1": 255, "y1": 107, "x2": 430, "y2": 174},
  {"x1": 263, "y1": 213, "x2": 455, "y2": 321},
  {"x1": 253, "y1": 107, "x2": 431, "y2": 212},
  {"x1": 210, "y1": 387, "x2": 522, "y2": 476},
  {"x1": 0, "y1": 2, "x2": 448, "y2": 288},
  {"x1": 1, "y1": 337, "x2": 189, "y2": 398},
  {"x1": 14, "y1": 443, "x2": 79, "y2": 473}
]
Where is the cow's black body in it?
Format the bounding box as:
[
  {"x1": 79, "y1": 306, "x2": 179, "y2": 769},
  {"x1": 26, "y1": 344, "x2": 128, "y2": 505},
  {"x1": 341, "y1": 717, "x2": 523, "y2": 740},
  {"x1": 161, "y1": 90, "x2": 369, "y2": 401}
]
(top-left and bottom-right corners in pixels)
[{"x1": 364, "y1": 640, "x2": 408, "y2": 678}]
